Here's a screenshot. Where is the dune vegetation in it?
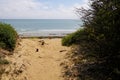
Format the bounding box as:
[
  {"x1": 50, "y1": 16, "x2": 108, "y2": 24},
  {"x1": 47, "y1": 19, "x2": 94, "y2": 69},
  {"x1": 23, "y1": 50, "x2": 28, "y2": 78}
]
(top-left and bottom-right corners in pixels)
[
  {"x1": 0, "y1": 22, "x2": 18, "y2": 51},
  {"x1": 62, "y1": 0, "x2": 120, "y2": 80},
  {"x1": 0, "y1": 22, "x2": 18, "y2": 79}
]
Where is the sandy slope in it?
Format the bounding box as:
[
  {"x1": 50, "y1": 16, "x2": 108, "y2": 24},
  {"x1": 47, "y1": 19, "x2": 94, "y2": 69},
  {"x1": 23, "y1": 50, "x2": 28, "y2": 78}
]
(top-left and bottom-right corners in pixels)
[{"x1": 2, "y1": 38, "x2": 69, "y2": 80}]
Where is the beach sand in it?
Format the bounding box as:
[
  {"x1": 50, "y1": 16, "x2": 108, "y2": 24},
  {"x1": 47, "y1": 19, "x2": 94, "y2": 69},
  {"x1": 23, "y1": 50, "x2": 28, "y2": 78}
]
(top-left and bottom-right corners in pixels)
[{"x1": 2, "y1": 38, "x2": 70, "y2": 80}]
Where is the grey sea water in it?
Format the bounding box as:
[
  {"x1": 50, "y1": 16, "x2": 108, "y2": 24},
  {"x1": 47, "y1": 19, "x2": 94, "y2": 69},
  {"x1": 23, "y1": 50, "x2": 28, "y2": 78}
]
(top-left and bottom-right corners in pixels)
[{"x1": 0, "y1": 19, "x2": 82, "y2": 37}]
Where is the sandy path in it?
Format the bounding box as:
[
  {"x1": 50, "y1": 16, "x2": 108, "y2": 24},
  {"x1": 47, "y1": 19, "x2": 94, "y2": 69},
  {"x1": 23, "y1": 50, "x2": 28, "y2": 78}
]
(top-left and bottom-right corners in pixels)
[{"x1": 2, "y1": 38, "x2": 69, "y2": 80}]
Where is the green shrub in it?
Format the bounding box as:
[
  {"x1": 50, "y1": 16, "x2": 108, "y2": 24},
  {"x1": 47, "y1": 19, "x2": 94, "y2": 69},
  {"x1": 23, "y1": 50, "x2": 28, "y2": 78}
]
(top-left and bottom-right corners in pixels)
[
  {"x1": 0, "y1": 58, "x2": 9, "y2": 64},
  {"x1": 66, "y1": 0, "x2": 120, "y2": 79},
  {"x1": 62, "y1": 29, "x2": 87, "y2": 46},
  {"x1": 62, "y1": 33, "x2": 74, "y2": 46},
  {"x1": 0, "y1": 22, "x2": 18, "y2": 51}
]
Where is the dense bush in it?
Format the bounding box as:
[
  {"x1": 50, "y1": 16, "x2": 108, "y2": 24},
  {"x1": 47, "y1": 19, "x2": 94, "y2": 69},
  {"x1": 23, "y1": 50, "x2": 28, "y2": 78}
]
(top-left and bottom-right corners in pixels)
[
  {"x1": 0, "y1": 58, "x2": 9, "y2": 64},
  {"x1": 62, "y1": 29, "x2": 87, "y2": 46},
  {"x1": 62, "y1": 32, "x2": 75, "y2": 46},
  {"x1": 63, "y1": 0, "x2": 120, "y2": 80},
  {"x1": 0, "y1": 23, "x2": 18, "y2": 51}
]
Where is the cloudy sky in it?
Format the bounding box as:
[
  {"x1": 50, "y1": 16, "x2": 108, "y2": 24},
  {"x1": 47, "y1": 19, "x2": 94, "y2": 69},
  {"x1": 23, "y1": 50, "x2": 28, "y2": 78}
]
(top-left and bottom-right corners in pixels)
[{"x1": 0, "y1": 0, "x2": 88, "y2": 19}]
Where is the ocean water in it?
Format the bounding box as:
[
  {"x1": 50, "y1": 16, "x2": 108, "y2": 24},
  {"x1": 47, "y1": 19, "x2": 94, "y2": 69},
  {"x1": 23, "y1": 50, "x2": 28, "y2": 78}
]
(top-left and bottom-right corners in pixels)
[{"x1": 0, "y1": 19, "x2": 82, "y2": 37}]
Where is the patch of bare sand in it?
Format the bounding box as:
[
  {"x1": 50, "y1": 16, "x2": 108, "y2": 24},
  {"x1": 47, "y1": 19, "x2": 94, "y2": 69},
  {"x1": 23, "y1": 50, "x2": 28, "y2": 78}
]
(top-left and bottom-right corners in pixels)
[{"x1": 1, "y1": 38, "x2": 69, "y2": 80}]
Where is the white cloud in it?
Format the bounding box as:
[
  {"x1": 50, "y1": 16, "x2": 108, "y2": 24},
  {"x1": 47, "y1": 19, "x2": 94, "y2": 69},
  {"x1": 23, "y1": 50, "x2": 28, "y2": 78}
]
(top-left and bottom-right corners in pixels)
[{"x1": 0, "y1": 0, "x2": 89, "y2": 19}]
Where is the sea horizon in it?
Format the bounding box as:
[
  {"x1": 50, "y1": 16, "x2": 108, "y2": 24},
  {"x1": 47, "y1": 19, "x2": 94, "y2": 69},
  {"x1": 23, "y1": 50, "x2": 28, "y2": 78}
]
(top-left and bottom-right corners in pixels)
[{"x1": 0, "y1": 19, "x2": 82, "y2": 37}]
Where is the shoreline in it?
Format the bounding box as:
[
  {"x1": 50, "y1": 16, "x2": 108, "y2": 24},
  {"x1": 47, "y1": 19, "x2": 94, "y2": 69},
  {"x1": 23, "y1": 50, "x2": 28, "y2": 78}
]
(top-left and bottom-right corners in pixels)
[
  {"x1": 18, "y1": 31, "x2": 73, "y2": 38},
  {"x1": 19, "y1": 34, "x2": 68, "y2": 38},
  {"x1": 18, "y1": 29, "x2": 77, "y2": 38},
  {"x1": 20, "y1": 36, "x2": 64, "y2": 38}
]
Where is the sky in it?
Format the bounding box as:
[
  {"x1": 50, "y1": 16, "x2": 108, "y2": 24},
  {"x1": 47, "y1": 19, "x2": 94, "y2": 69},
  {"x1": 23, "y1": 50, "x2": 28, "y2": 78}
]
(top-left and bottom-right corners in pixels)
[{"x1": 0, "y1": 0, "x2": 89, "y2": 19}]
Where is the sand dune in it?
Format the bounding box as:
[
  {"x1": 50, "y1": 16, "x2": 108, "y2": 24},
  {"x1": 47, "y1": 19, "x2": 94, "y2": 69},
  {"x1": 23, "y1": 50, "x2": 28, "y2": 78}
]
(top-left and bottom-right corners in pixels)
[{"x1": 2, "y1": 38, "x2": 69, "y2": 80}]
